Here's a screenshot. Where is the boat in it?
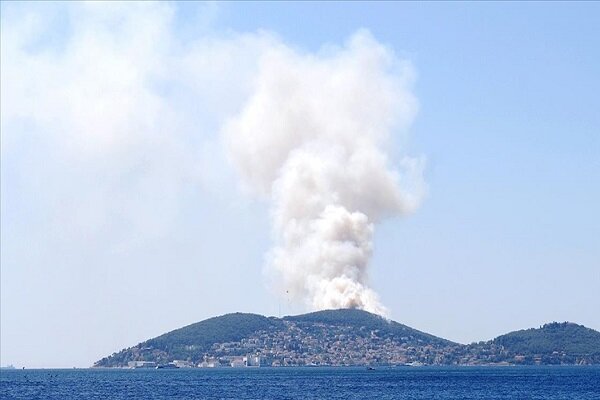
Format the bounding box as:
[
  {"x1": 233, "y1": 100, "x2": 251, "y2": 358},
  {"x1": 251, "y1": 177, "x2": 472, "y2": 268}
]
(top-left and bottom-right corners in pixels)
[{"x1": 156, "y1": 363, "x2": 179, "y2": 369}]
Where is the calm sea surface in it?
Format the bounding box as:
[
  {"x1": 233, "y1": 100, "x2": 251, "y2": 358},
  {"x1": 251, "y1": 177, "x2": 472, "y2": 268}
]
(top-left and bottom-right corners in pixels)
[{"x1": 1, "y1": 366, "x2": 599, "y2": 399}]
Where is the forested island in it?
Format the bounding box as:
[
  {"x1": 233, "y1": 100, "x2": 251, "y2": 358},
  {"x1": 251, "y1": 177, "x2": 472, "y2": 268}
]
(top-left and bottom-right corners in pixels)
[{"x1": 95, "y1": 309, "x2": 600, "y2": 368}]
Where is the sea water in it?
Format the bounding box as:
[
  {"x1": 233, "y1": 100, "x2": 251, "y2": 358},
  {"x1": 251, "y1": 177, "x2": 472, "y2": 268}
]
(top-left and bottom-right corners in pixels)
[{"x1": 1, "y1": 366, "x2": 599, "y2": 399}]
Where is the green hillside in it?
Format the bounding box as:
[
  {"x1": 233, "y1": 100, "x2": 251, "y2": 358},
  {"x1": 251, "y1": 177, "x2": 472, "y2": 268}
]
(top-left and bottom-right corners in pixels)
[
  {"x1": 95, "y1": 313, "x2": 282, "y2": 367},
  {"x1": 148, "y1": 312, "x2": 282, "y2": 350},
  {"x1": 493, "y1": 322, "x2": 600, "y2": 355},
  {"x1": 94, "y1": 311, "x2": 600, "y2": 367}
]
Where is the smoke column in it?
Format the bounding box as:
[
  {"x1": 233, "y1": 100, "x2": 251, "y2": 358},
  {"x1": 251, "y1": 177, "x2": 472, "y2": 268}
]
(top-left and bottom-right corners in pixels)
[{"x1": 224, "y1": 31, "x2": 424, "y2": 316}]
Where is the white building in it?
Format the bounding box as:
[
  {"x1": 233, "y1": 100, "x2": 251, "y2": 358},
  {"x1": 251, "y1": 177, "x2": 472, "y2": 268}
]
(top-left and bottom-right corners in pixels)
[
  {"x1": 246, "y1": 355, "x2": 261, "y2": 367},
  {"x1": 230, "y1": 357, "x2": 245, "y2": 368},
  {"x1": 173, "y1": 360, "x2": 194, "y2": 368},
  {"x1": 127, "y1": 361, "x2": 156, "y2": 369}
]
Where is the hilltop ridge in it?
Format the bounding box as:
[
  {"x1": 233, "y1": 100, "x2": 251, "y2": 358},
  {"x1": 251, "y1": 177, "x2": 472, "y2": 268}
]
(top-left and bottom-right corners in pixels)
[
  {"x1": 491, "y1": 322, "x2": 600, "y2": 360},
  {"x1": 94, "y1": 309, "x2": 600, "y2": 368}
]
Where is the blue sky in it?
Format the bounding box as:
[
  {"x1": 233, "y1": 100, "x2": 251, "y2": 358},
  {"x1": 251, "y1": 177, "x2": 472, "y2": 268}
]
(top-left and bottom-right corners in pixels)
[{"x1": 1, "y1": 2, "x2": 599, "y2": 368}]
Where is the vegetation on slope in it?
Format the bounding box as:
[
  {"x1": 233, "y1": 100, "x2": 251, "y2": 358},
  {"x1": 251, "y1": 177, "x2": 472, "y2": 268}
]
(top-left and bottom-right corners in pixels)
[
  {"x1": 147, "y1": 312, "x2": 282, "y2": 350},
  {"x1": 493, "y1": 322, "x2": 600, "y2": 356},
  {"x1": 94, "y1": 311, "x2": 600, "y2": 367},
  {"x1": 95, "y1": 313, "x2": 282, "y2": 367}
]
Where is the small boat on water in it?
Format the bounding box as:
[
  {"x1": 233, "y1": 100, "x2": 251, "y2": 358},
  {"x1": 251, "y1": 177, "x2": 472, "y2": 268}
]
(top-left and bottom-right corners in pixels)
[{"x1": 156, "y1": 363, "x2": 178, "y2": 369}]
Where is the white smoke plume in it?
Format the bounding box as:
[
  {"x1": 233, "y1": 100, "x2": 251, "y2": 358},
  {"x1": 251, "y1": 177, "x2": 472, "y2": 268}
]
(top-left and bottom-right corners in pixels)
[{"x1": 225, "y1": 31, "x2": 425, "y2": 316}]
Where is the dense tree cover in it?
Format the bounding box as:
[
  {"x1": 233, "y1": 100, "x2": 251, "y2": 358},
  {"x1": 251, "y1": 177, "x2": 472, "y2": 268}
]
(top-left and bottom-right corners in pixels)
[
  {"x1": 95, "y1": 313, "x2": 283, "y2": 366},
  {"x1": 148, "y1": 313, "x2": 283, "y2": 350},
  {"x1": 493, "y1": 322, "x2": 600, "y2": 356}
]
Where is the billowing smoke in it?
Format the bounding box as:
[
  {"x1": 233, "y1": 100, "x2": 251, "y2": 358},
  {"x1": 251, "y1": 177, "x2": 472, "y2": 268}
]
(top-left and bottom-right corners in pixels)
[{"x1": 224, "y1": 31, "x2": 424, "y2": 316}]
